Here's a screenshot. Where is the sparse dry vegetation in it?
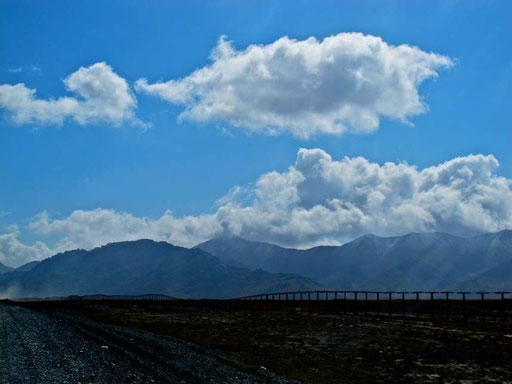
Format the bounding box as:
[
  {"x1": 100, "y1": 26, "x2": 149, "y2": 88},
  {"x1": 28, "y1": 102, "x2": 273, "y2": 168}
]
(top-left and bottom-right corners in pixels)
[{"x1": 23, "y1": 300, "x2": 512, "y2": 384}]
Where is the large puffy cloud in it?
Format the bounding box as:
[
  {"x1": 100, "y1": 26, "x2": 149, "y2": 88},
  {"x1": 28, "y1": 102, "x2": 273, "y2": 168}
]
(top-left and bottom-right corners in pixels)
[
  {"x1": 215, "y1": 149, "x2": 512, "y2": 246},
  {"x1": 0, "y1": 62, "x2": 140, "y2": 126},
  {"x1": 15, "y1": 149, "x2": 512, "y2": 261},
  {"x1": 136, "y1": 33, "x2": 453, "y2": 138},
  {"x1": 0, "y1": 229, "x2": 53, "y2": 267}
]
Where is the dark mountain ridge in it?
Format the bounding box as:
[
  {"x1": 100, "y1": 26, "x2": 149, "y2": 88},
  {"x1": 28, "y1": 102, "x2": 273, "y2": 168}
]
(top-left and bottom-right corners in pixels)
[
  {"x1": 0, "y1": 239, "x2": 321, "y2": 299},
  {"x1": 2, "y1": 230, "x2": 511, "y2": 299}
]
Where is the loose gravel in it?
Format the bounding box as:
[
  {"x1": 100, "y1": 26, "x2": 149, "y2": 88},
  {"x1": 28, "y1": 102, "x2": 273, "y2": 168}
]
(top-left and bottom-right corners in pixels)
[{"x1": 0, "y1": 303, "x2": 296, "y2": 384}]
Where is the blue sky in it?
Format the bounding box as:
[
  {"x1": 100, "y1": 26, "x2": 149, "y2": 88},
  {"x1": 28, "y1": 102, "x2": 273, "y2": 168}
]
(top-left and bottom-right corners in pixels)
[{"x1": 0, "y1": 1, "x2": 511, "y2": 266}]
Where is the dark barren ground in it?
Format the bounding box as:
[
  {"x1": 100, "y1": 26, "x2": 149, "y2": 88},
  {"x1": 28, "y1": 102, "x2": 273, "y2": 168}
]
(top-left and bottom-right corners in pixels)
[
  {"x1": 9, "y1": 300, "x2": 512, "y2": 384},
  {"x1": 0, "y1": 302, "x2": 294, "y2": 384}
]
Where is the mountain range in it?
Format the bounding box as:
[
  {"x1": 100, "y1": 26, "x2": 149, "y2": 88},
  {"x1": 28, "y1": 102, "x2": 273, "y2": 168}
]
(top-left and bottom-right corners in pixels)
[
  {"x1": 0, "y1": 239, "x2": 319, "y2": 299},
  {"x1": 1, "y1": 230, "x2": 511, "y2": 299},
  {"x1": 197, "y1": 230, "x2": 512, "y2": 291}
]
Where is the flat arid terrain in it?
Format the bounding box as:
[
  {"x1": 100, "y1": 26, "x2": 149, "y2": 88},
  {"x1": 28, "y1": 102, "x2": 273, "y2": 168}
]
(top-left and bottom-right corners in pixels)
[
  {"x1": 4, "y1": 300, "x2": 512, "y2": 384},
  {"x1": 0, "y1": 302, "x2": 294, "y2": 384}
]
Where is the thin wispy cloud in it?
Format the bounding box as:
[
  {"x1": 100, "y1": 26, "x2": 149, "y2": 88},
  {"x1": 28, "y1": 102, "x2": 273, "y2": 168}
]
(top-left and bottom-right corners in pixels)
[{"x1": 29, "y1": 65, "x2": 41, "y2": 74}]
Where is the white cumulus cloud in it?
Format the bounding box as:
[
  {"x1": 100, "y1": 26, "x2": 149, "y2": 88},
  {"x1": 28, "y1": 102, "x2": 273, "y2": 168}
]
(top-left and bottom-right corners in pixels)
[
  {"x1": 217, "y1": 149, "x2": 512, "y2": 246},
  {"x1": 28, "y1": 209, "x2": 221, "y2": 252},
  {"x1": 0, "y1": 62, "x2": 141, "y2": 126},
  {"x1": 135, "y1": 33, "x2": 453, "y2": 138},
  {"x1": 12, "y1": 148, "x2": 511, "y2": 263},
  {"x1": 0, "y1": 229, "x2": 54, "y2": 268}
]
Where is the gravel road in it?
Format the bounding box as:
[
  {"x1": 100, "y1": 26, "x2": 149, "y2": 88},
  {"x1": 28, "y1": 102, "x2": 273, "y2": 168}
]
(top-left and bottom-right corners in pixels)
[{"x1": 0, "y1": 302, "x2": 294, "y2": 384}]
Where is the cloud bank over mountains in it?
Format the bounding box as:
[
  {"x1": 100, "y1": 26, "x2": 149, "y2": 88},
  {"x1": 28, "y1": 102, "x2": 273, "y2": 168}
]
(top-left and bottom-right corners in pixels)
[
  {"x1": 1, "y1": 33, "x2": 506, "y2": 268},
  {"x1": 2, "y1": 149, "x2": 511, "y2": 266},
  {"x1": 136, "y1": 33, "x2": 453, "y2": 137},
  {"x1": 0, "y1": 62, "x2": 140, "y2": 126}
]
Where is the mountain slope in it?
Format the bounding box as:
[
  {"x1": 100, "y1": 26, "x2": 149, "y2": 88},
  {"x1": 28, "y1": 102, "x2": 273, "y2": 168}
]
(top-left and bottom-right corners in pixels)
[
  {"x1": 0, "y1": 262, "x2": 13, "y2": 274},
  {"x1": 197, "y1": 230, "x2": 512, "y2": 291},
  {"x1": 15, "y1": 261, "x2": 41, "y2": 272},
  {"x1": 457, "y1": 258, "x2": 512, "y2": 291},
  {"x1": 0, "y1": 240, "x2": 321, "y2": 299}
]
